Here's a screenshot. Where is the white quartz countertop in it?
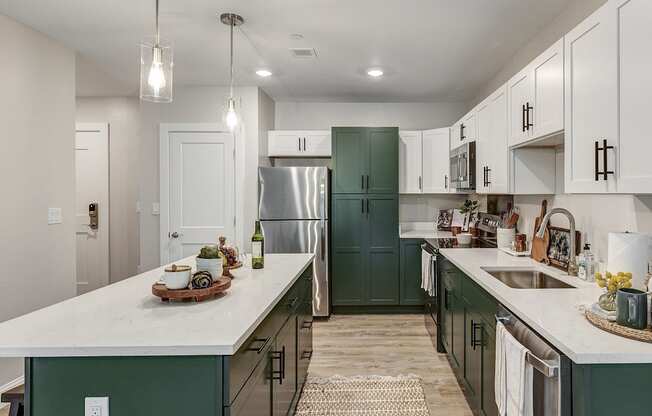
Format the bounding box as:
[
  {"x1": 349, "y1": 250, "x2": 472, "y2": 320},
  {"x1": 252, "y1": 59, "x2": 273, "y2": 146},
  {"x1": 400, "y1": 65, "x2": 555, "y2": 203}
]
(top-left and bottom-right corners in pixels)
[
  {"x1": 0, "y1": 253, "x2": 314, "y2": 357},
  {"x1": 399, "y1": 222, "x2": 452, "y2": 239},
  {"x1": 440, "y1": 248, "x2": 652, "y2": 364}
]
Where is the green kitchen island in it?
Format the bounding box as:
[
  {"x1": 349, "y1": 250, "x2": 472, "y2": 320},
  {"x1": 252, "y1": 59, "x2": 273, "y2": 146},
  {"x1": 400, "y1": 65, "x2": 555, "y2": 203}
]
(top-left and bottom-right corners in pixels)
[{"x1": 0, "y1": 253, "x2": 314, "y2": 416}]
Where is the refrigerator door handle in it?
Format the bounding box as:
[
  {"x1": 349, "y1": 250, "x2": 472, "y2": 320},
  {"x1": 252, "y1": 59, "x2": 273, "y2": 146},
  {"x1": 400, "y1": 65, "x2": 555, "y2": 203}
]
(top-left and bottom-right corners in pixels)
[{"x1": 320, "y1": 222, "x2": 326, "y2": 261}]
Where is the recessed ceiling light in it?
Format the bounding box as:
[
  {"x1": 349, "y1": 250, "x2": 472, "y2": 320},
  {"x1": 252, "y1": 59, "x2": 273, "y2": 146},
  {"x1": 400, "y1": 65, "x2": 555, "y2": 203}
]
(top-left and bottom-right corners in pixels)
[
  {"x1": 256, "y1": 69, "x2": 272, "y2": 77},
  {"x1": 367, "y1": 69, "x2": 384, "y2": 78}
]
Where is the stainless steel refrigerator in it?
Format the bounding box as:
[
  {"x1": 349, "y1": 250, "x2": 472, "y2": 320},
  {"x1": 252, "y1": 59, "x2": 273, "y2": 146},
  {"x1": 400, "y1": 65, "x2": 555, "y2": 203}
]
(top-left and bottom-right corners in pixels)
[{"x1": 258, "y1": 167, "x2": 330, "y2": 317}]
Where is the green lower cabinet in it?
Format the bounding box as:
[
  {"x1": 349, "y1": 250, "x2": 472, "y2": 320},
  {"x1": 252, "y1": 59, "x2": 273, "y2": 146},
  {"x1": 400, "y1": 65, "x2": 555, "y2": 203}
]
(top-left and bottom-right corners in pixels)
[
  {"x1": 451, "y1": 292, "x2": 465, "y2": 372},
  {"x1": 399, "y1": 239, "x2": 426, "y2": 306},
  {"x1": 440, "y1": 285, "x2": 453, "y2": 359},
  {"x1": 332, "y1": 194, "x2": 398, "y2": 307},
  {"x1": 273, "y1": 318, "x2": 297, "y2": 416},
  {"x1": 480, "y1": 321, "x2": 498, "y2": 416},
  {"x1": 463, "y1": 307, "x2": 482, "y2": 407}
]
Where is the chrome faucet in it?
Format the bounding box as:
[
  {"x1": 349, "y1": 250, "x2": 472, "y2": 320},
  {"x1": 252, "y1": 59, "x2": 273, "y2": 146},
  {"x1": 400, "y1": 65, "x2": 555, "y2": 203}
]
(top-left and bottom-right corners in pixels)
[{"x1": 536, "y1": 208, "x2": 578, "y2": 276}]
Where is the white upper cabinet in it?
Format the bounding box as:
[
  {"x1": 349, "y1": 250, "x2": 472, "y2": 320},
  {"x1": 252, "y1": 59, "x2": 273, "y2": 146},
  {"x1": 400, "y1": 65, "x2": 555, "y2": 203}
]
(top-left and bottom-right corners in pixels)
[
  {"x1": 267, "y1": 131, "x2": 331, "y2": 157},
  {"x1": 450, "y1": 110, "x2": 477, "y2": 149},
  {"x1": 476, "y1": 85, "x2": 510, "y2": 194},
  {"x1": 399, "y1": 128, "x2": 451, "y2": 194},
  {"x1": 399, "y1": 131, "x2": 423, "y2": 193},
  {"x1": 508, "y1": 39, "x2": 564, "y2": 147},
  {"x1": 422, "y1": 128, "x2": 451, "y2": 193},
  {"x1": 565, "y1": 0, "x2": 652, "y2": 194}
]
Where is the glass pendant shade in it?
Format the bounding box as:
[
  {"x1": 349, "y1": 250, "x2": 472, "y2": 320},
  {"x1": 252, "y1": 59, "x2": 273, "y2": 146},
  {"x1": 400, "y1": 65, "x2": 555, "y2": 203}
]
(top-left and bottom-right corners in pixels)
[
  {"x1": 223, "y1": 97, "x2": 241, "y2": 133},
  {"x1": 140, "y1": 41, "x2": 173, "y2": 103}
]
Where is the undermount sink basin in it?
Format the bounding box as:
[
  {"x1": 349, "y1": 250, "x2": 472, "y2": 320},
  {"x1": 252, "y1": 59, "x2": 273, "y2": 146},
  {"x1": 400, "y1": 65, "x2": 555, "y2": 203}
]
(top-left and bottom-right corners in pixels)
[{"x1": 481, "y1": 268, "x2": 576, "y2": 289}]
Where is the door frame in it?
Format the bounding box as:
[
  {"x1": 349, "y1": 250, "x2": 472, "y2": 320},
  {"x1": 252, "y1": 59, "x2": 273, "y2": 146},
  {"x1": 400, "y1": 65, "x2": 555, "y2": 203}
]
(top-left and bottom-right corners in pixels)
[
  {"x1": 159, "y1": 123, "x2": 237, "y2": 264},
  {"x1": 75, "y1": 122, "x2": 110, "y2": 291}
]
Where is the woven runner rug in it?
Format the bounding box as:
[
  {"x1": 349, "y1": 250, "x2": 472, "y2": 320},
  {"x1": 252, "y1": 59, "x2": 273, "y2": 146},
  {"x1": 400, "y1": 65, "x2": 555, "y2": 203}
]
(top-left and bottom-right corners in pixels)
[{"x1": 295, "y1": 375, "x2": 430, "y2": 415}]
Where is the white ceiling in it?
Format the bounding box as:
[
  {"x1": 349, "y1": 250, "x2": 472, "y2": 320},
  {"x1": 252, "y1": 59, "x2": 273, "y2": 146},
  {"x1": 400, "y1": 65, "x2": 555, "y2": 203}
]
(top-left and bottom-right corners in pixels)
[{"x1": 0, "y1": 0, "x2": 572, "y2": 102}]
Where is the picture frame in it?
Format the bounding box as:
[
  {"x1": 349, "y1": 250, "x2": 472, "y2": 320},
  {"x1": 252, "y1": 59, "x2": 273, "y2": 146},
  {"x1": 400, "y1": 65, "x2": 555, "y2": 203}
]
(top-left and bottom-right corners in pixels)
[
  {"x1": 547, "y1": 226, "x2": 582, "y2": 271},
  {"x1": 436, "y1": 209, "x2": 453, "y2": 230}
]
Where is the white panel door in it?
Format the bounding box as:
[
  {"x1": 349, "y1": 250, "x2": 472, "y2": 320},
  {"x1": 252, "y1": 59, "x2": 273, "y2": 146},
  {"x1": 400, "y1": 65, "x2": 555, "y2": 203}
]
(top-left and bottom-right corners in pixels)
[
  {"x1": 75, "y1": 123, "x2": 109, "y2": 295},
  {"x1": 165, "y1": 131, "x2": 235, "y2": 262},
  {"x1": 564, "y1": 3, "x2": 617, "y2": 193},
  {"x1": 303, "y1": 132, "x2": 331, "y2": 157},
  {"x1": 399, "y1": 131, "x2": 423, "y2": 193},
  {"x1": 268, "y1": 131, "x2": 303, "y2": 157},
  {"x1": 615, "y1": 0, "x2": 652, "y2": 193},
  {"x1": 507, "y1": 69, "x2": 533, "y2": 146},
  {"x1": 421, "y1": 128, "x2": 450, "y2": 193},
  {"x1": 531, "y1": 39, "x2": 565, "y2": 139}
]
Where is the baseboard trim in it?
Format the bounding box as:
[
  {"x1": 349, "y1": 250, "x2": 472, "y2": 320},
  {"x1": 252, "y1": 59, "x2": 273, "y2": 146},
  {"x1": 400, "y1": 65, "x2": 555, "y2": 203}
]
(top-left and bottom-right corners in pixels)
[{"x1": 0, "y1": 375, "x2": 24, "y2": 409}]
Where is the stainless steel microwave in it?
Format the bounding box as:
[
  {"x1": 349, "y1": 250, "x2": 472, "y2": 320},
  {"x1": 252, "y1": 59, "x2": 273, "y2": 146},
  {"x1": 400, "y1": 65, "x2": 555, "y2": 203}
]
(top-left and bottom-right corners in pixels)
[{"x1": 450, "y1": 142, "x2": 476, "y2": 191}]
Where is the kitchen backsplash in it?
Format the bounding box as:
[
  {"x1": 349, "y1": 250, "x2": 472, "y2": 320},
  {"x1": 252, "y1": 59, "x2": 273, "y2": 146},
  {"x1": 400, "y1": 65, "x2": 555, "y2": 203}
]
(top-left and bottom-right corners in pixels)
[{"x1": 399, "y1": 194, "x2": 469, "y2": 223}]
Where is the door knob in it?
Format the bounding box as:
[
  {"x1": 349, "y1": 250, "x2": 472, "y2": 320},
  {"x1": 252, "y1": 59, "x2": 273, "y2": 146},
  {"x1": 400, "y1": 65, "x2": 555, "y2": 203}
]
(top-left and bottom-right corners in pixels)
[{"x1": 170, "y1": 232, "x2": 180, "y2": 239}]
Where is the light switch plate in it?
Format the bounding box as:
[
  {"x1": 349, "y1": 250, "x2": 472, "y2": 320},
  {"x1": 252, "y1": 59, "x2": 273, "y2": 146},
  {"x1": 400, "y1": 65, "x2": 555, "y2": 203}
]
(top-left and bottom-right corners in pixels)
[
  {"x1": 85, "y1": 397, "x2": 109, "y2": 416},
  {"x1": 47, "y1": 208, "x2": 62, "y2": 225}
]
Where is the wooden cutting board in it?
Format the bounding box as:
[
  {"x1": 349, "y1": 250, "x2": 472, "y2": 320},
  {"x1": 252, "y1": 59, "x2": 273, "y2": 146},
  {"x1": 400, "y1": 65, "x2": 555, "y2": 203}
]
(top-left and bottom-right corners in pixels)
[{"x1": 531, "y1": 200, "x2": 550, "y2": 264}]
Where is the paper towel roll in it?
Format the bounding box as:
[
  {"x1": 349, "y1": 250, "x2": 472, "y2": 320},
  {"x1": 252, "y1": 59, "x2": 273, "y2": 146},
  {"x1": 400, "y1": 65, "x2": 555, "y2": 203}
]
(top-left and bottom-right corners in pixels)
[{"x1": 607, "y1": 232, "x2": 650, "y2": 290}]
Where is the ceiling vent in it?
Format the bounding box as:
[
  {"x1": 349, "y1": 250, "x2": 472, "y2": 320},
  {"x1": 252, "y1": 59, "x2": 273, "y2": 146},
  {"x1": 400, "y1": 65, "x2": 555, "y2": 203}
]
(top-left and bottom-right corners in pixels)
[{"x1": 290, "y1": 48, "x2": 317, "y2": 58}]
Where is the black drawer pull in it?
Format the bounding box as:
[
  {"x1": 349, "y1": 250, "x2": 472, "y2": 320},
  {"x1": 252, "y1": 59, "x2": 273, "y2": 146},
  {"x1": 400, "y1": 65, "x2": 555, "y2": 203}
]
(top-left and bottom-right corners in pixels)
[
  {"x1": 270, "y1": 348, "x2": 285, "y2": 384},
  {"x1": 301, "y1": 350, "x2": 313, "y2": 360},
  {"x1": 301, "y1": 320, "x2": 314, "y2": 329},
  {"x1": 471, "y1": 321, "x2": 483, "y2": 349},
  {"x1": 595, "y1": 139, "x2": 615, "y2": 181},
  {"x1": 246, "y1": 336, "x2": 271, "y2": 354}
]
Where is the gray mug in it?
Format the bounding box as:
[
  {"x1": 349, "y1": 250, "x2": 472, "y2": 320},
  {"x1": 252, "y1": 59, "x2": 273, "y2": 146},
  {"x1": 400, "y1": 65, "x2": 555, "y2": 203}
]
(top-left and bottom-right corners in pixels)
[{"x1": 616, "y1": 288, "x2": 648, "y2": 330}]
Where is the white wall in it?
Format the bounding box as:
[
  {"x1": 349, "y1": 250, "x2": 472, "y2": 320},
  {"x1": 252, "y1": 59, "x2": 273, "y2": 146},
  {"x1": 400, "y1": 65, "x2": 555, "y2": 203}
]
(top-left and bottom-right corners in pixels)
[
  {"x1": 468, "y1": 0, "x2": 608, "y2": 107},
  {"x1": 138, "y1": 86, "x2": 265, "y2": 271},
  {"x1": 258, "y1": 90, "x2": 275, "y2": 168},
  {"x1": 275, "y1": 102, "x2": 468, "y2": 131},
  {"x1": 76, "y1": 97, "x2": 141, "y2": 282},
  {"x1": 0, "y1": 14, "x2": 77, "y2": 390}
]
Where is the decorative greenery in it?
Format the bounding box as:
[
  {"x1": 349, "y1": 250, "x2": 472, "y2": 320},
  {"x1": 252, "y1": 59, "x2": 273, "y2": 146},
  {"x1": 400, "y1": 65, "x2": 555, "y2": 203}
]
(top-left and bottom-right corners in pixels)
[
  {"x1": 198, "y1": 245, "x2": 221, "y2": 259},
  {"x1": 459, "y1": 199, "x2": 479, "y2": 215}
]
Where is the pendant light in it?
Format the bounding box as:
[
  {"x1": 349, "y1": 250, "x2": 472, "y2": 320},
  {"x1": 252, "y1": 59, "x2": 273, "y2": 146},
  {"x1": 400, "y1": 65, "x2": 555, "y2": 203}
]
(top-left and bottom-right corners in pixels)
[
  {"x1": 140, "y1": 0, "x2": 173, "y2": 103},
  {"x1": 221, "y1": 13, "x2": 244, "y2": 133}
]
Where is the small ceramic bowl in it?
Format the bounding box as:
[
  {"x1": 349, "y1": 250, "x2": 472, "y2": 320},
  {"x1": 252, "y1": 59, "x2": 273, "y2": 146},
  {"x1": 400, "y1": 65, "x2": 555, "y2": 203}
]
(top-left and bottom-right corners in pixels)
[{"x1": 457, "y1": 233, "x2": 472, "y2": 245}]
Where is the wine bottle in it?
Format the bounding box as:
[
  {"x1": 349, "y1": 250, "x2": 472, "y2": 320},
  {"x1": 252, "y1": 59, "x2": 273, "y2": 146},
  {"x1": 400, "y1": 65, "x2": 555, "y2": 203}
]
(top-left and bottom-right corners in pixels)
[{"x1": 251, "y1": 221, "x2": 264, "y2": 269}]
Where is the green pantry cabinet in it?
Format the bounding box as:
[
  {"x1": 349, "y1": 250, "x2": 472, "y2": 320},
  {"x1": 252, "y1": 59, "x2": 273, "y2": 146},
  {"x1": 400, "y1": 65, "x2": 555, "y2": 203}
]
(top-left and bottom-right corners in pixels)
[
  {"x1": 439, "y1": 257, "x2": 652, "y2": 416},
  {"x1": 26, "y1": 267, "x2": 314, "y2": 416},
  {"x1": 332, "y1": 127, "x2": 413, "y2": 309}
]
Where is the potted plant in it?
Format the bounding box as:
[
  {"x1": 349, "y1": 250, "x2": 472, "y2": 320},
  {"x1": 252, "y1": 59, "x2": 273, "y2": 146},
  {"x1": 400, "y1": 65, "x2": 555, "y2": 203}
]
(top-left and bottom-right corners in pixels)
[
  {"x1": 460, "y1": 199, "x2": 480, "y2": 237},
  {"x1": 196, "y1": 245, "x2": 224, "y2": 279}
]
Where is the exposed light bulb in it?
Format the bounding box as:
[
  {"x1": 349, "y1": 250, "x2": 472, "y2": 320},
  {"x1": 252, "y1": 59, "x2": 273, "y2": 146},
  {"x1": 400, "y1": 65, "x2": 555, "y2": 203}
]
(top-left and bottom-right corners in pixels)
[
  {"x1": 367, "y1": 69, "x2": 384, "y2": 78},
  {"x1": 147, "y1": 47, "x2": 166, "y2": 95},
  {"x1": 224, "y1": 98, "x2": 239, "y2": 132}
]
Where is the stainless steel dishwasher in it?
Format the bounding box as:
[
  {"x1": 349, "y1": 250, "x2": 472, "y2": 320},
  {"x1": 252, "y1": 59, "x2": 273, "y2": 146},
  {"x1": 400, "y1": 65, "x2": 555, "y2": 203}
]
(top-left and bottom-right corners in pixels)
[{"x1": 496, "y1": 305, "x2": 572, "y2": 416}]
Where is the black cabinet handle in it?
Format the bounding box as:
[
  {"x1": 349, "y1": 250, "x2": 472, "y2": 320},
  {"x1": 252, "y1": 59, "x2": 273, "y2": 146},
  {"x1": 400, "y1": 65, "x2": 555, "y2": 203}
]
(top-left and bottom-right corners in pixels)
[
  {"x1": 302, "y1": 320, "x2": 314, "y2": 329},
  {"x1": 444, "y1": 175, "x2": 448, "y2": 189},
  {"x1": 366, "y1": 199, "x2": 369, "y2": 215},
  {"x1": 526, "y1": 102, "x2": 533, "y2": 130},
  {"x1": 301, "y1": 350, "x2": 313, "y2": 360},
  {"x1": 361, "y1": 199, "x2": 364, "y2": 213},
  {"x1": 486, "y1": 166, "x2": 491, "y2": 187},
  {"x1": 522, "y1": 104, "x2": 526, "y2": 132},
  {"x1": 418, "y1": 176, "x2": 422, "y2": 191},
  {"x1": 246, "y1": 336, "x2": 271, "y2": 353},
  {"x1": 595, "y1": 139, "x2": 615, "y2": 181},
  {"x1": 471, "y1": 321, "x2": 483, "y2": 350},
  {"x1": 460, "y1": 123, "x2": 466, "y2": 141},
  {"x1": 298, "y1": 137, "x2": 301, "y2": 151},
  {"x1": 303, "y1": 137, "x2": 306, "y2": 151}
]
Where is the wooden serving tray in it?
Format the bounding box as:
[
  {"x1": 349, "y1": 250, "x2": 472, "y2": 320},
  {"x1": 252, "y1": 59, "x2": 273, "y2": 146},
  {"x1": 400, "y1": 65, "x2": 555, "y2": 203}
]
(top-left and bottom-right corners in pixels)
[
  {"x1": 223, "y1": 261, "x2": 243, "y2": 278},
  {"x1": 585, "y1": 310, "x2": 652, "y2": 343},
  {"x1": 152, "y1": 277, "x2": 231, "y2": 302}
]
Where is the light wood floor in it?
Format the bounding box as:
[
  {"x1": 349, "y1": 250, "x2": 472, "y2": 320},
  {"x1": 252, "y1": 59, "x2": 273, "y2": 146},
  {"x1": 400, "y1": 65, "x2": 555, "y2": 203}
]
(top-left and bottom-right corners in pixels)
[
  {"x1": 0, "y1": 406, "x2": 8, "y2": 416},
  {"x1": 308, "y1": 314, "x2": 473, "y2": 415}
]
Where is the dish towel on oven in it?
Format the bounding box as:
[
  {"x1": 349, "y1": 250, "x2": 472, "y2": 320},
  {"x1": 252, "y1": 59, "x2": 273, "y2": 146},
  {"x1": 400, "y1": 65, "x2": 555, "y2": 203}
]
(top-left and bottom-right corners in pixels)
[
  {"x1": 495, "y1": 321, "x2": 533, "y2": 416},
  {"x1": 421, "y1": 249, "x2": 435, "y2": 296}
]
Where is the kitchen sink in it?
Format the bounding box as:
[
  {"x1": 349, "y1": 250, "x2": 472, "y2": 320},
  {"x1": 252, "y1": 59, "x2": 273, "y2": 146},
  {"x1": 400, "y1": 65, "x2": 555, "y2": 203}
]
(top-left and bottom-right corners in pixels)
[{"x1": 481, "y1": 268, "x2": 576, "y2": 289}]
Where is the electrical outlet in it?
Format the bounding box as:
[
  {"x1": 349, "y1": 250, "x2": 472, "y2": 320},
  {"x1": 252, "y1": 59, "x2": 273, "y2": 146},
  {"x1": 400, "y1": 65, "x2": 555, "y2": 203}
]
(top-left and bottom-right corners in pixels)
[{"x1": 85, "y1": 397, "x2": 109, "y2": 416}]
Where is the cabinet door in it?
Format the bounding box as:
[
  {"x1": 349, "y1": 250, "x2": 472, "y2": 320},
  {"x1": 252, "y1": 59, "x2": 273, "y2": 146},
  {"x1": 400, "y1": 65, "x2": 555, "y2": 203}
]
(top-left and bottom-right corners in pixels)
[
  {"x1": 332, "y1": 128, "x2": 368, "y2": 194},
  {"x1": 451, "y1": 292, "x2": 465, "y2": 372},
  {"x1": 399, "y1": 131, "x2": 423, "y2": 194},
  {"x1": 450, "y1": 122, "x2": 463, "y2": 149},
  {"x1": 476, "y1": 98, "x2": 492, "y2": 194},
  {"x1": 273, "y1": 318, "x2": 297, "y2": 416},
  {"x1": 422, "y1": 128, "x2": 450, "y2": 193},
  {"x1": 268, "y1": 131, "x2": 303, "y2": 157},
  {"x1": 399, "y1": 239, "x2": 426, "y2": 306},
  {"x1": 487, "y1": 87, "x2": 510, "y2": 194},
  {"x1": 464, "y1": 308, "x2": 482, "y2": 406},
  {"x1": 365, "y1": 195, "x2": 399, "y2": 305},
  {"x1": 303, "y1": 131, "x2": 331, "y2": 157},
  {"x1": 367, "y1": 128, "x2": 399, "y2": 194},
  {"x1": 615, "y1": 0, "x2": 652, "y2": 193},
  {"x1": 531, "y1": 39, "x2": 564, "y2": 139},
  {"x1": 441, "y1": 284, "x2": 455, "y2": 362},
  {"x1": 507, "y1": 69, "x2": 533, "y2": 146},
  {"x1": 480, "y1": 322, "x2": 499, "y2": 416},
  {"x1": 564, "y1": 4, "x2": 617, "y2": 193},
  {"x1": 461, "y1": 111, "x2": 477, "y2": 145},
  {"x1": 297, "y1": 271, "x2": 313, "y2": 391},
  {"x1": 331, "y1": 195, "x2": 366, "y2": 305},
  {"x1": 230, "y1": 352, "x2": 272, "y2": 416}
]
